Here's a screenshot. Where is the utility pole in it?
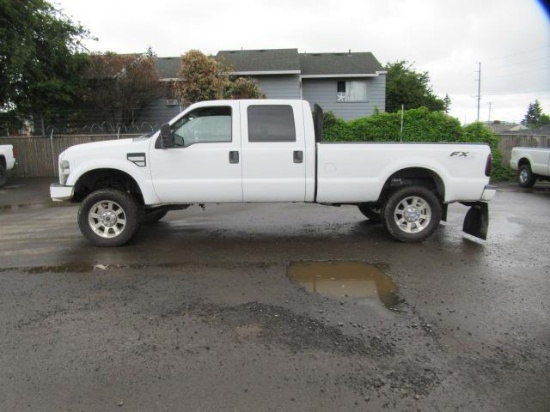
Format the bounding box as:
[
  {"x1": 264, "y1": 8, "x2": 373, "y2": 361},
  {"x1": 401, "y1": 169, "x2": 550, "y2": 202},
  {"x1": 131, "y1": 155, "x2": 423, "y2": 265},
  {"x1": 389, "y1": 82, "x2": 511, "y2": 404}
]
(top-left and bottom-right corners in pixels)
[
  {"x1": 475, "y1": 62, "x2": 481, "y2": 123},
  {"x1": 488, "y1": 102, "x2": 492, "y2": 122}
]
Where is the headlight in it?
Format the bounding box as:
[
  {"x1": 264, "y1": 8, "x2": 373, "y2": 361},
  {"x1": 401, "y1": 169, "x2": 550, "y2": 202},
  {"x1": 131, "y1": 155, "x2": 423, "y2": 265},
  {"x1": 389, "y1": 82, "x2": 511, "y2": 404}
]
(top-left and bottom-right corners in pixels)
[{"x1": 59, "y1": 160, "x2": 70, "y2": 185}]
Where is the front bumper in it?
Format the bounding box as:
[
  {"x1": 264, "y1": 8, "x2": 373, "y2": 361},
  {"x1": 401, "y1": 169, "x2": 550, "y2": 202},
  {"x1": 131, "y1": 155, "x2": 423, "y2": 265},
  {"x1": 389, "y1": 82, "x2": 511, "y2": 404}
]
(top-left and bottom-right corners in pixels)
[{"x1": 50, "y1": 183, "x2": 74, "y2": 201}]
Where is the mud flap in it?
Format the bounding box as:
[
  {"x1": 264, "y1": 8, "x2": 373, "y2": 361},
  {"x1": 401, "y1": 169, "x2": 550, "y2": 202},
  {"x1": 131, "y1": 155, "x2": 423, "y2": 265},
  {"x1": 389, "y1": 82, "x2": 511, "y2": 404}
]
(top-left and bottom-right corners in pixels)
[{"x1": 463, "y1": 202, "x2": 489, "y2": 240}]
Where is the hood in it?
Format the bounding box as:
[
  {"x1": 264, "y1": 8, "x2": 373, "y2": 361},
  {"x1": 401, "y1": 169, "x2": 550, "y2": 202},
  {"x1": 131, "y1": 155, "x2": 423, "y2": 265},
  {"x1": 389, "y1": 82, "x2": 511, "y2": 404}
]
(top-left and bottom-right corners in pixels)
[{"x1": 61, "y1": 135, "x2": 155, "y2": 159}]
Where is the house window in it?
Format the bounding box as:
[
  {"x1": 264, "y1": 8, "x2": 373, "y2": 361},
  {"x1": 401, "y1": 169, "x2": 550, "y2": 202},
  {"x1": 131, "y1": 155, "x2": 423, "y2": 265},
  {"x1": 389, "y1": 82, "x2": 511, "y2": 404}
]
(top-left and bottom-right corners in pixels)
[
  {"x1": 247, "y1": 105, "x2": 296, "y2": 142},
  {"x1": 336, "y1": 81, "x2": 368, "y2": 102}
]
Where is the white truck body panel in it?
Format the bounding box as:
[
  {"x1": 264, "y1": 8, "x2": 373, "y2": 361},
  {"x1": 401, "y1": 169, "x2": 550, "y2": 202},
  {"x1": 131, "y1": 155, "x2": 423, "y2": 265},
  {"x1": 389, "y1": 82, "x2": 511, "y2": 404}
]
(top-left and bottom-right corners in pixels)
[
  {"x1": 0, "y1": 144, "x2": 16, "y2": 170},
  {"x1": 0, "y1": 144, "x2": 17, "y2": 187},
  {"x1": 510, "y1": 147, "x2": 550, "y2": 177},
  {"x1": 316, "y1": 143, "x2": 489, "y2": 203},
  {"x1": 60, "y1": 138, "x2": 161, "y2": 204},
  {"x1": 50, "y1": 99, "x2": 496, "y2": 244}
]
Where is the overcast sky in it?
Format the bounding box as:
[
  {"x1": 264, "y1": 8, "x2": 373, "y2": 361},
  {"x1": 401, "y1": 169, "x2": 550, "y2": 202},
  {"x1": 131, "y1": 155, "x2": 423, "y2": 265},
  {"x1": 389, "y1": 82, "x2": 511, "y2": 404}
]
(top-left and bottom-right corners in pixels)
[{"x1": 54, "y1": 0, "x2": 549, "y2": 124}]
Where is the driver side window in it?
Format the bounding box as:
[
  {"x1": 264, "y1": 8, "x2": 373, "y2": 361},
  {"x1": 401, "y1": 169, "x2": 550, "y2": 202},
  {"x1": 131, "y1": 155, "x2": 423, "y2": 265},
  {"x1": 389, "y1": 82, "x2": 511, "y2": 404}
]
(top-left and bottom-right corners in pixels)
[{"x1": 172, "y1": 106, "x2": 232, "y2": 147}]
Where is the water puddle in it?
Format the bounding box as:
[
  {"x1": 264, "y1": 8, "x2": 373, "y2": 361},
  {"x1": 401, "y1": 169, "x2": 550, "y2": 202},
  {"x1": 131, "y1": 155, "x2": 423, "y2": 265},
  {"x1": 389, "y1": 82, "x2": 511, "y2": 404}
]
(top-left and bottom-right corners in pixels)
[{"x1": 287, "y1": 261, "x2": 404, "y2": 311}]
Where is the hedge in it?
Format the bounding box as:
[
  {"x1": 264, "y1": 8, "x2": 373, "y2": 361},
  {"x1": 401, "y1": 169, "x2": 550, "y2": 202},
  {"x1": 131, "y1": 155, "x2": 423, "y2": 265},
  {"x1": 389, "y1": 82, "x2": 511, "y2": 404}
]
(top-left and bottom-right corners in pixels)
[{"x1": 322, "y1": 108, "x2": 510, "y2": 181}]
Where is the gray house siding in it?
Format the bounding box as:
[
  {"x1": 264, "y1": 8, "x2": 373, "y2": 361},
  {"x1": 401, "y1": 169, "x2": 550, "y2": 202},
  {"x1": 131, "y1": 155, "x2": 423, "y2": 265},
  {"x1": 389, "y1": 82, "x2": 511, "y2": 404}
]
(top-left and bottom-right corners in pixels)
[
  {"x1": 302, "y1": 75, "x2": 386, "y2": 120},
  {"x1": 137, "y1": 99, "x2": 182, "y2": 130},
  {"x1": 254, "y1": 75, "x2": 302, "y2": 99}
]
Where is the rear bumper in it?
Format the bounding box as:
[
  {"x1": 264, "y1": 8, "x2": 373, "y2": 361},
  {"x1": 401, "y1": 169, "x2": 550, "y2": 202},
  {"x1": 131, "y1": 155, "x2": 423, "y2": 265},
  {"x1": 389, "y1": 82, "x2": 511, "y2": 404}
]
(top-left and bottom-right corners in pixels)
[
  {"x1": 50, "y1": 183, "x2": 74, "y2": 201},
  {"x1": 481, "y1": 184, "x2": 497, "y2": 201}
]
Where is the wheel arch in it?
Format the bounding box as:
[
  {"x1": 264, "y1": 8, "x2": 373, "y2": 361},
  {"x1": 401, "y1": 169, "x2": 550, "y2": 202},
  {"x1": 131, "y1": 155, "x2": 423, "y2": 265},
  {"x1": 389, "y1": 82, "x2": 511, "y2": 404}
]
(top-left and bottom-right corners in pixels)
[
  {"x1": 73, "y1": 168, "x2": 145, "y2": 204},
  {"x1": 380, "y1": 167, "x2": 445, "y2": 203},
  {"x1": 518, "y1": 157, "x2": 531, "y2": 168}
]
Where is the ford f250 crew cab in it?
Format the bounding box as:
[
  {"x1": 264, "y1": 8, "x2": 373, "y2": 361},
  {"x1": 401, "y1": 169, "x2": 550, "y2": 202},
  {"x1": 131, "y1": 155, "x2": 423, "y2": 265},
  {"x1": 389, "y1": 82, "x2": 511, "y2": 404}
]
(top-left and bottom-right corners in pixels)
[
  {"x1": 509, "y1": 146, "x2": 550, "y2": 187},
  {"x1": 50, "y1": 99, "x2": 496, "y2": 246},
  {"x1": 0, "y1": 144, "x2": 16, "y2": 187}
]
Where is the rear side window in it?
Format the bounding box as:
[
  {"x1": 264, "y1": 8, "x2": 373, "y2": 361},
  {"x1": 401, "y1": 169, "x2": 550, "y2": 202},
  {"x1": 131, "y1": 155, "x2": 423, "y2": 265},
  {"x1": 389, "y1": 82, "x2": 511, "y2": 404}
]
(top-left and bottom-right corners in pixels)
[{"x1": 247, "y1": 105, "x2": 296, "y2": 142}]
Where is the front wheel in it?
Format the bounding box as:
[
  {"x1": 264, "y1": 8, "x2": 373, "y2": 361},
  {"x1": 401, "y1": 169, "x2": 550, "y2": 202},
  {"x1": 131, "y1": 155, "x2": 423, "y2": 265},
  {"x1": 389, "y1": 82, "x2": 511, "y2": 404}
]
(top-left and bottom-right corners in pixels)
[
  {"x1": 518, "y1": 164, "x2": 536, "y2": 188},
  {"x1": 78, "y1": 189, "x2": 141, "y2": 246},
  {"x1": 383, "y1": 186, "x2": 442, "y2": 243}
]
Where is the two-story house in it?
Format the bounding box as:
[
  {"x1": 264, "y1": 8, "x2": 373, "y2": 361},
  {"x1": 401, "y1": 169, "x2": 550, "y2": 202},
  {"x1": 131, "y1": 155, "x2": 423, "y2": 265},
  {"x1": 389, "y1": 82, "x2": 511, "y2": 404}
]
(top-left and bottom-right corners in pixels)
[{"x1": 150, "y1": 48, "x2": 386, "y2": 125}]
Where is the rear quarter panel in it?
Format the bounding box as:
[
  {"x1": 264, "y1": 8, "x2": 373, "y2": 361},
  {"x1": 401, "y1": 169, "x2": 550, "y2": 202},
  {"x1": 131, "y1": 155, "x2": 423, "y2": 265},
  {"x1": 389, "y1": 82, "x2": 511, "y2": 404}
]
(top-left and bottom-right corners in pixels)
[
  {"x1": 316, "y1": 143, "x2": 491, "y2": 203},
  {"x1": 510, "y1": 147, "x2": 550, "y2": 177}
]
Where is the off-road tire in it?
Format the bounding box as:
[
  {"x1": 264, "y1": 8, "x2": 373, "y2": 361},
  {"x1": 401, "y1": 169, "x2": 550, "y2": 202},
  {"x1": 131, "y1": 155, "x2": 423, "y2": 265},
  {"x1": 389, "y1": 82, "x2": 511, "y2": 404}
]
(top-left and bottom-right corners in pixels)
[
  {"x1": 78, "y1": 189, "x2": 141, "y2": 247},
  {"x1": 518, "y1": 164, "x2": 536, "y2": 188},
  {"x1": 383, "y1": 186, "x2": 442, "y2": 243}
]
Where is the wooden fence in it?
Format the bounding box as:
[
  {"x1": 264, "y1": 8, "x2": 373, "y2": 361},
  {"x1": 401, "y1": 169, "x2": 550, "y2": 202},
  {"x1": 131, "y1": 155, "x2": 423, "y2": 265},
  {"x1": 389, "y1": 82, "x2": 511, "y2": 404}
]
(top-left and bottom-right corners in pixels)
[
  {"x1": 0, "y1": 134, "x2": 140, "y2": 177},
  {"x1": 1, "y1": 133, "x2": 549, "y2": 178}
]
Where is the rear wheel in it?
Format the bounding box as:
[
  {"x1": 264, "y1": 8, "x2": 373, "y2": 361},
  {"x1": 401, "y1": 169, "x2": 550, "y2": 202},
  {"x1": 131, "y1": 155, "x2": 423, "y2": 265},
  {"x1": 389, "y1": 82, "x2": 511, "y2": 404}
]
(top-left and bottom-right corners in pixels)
[
  {"x1": 383, "y1": 186, "x2": 441, "y2": 243},
  {"x1": 78, "y1": 189, "x2": 141, "y2": 246},
  {"x1": 518, "y1": 164, "x2": 536, "y2": 188}
]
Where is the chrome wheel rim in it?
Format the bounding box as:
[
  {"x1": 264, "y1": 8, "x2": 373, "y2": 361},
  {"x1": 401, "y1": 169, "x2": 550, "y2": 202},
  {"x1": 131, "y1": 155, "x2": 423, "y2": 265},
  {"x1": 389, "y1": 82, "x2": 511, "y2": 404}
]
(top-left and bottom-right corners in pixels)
[
  {"x1": 519, "y1": 168, "x2": 529, "y2": 184},
  {"x1": 393, "y1": 196, "x2": 432, "y2": 234},
  {"x1": 88, "y1": 200, "x2": 127, "y2": 239}
]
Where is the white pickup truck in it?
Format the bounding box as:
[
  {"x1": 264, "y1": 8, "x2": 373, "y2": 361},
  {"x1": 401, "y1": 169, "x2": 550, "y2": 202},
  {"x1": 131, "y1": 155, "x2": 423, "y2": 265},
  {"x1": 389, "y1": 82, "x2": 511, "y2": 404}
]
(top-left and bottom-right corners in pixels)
[
  {"x1": 50, "y1": 99, "x2": 496, "y2": 246},
  {"x1": 509, "y1": 147, "x2": 550, "y2": 187},
  {"x1": 0, "y1": 144, "x2": 16, "y2": 187}
]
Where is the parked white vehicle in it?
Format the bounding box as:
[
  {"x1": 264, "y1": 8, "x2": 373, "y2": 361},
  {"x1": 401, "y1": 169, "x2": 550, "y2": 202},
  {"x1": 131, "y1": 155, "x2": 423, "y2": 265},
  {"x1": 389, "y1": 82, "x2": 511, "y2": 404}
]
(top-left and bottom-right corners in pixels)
[
  {"x1": 510, "y1": 147, "x2": 550, "y2": 187},
  {"x1": 50, "y1": 99, "x2": 496, "y2": 246},
  {"x1": 0, "y1": 144, "x2": 16, "y2": 187}
]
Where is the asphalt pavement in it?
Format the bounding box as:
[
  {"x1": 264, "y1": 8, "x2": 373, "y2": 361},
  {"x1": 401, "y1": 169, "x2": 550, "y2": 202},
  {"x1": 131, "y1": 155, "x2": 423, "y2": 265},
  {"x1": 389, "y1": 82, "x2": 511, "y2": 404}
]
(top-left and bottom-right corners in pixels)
[{"x1": 0, "y1": 177, "x2": 549, "y2": 412}]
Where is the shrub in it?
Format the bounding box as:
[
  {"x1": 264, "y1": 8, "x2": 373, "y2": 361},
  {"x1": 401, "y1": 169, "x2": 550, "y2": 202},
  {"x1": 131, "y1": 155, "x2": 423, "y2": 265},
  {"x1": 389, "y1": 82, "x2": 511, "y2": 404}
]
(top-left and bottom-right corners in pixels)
[{"x1": 323, "y1": 110, "x2": 509, "y2": 181}]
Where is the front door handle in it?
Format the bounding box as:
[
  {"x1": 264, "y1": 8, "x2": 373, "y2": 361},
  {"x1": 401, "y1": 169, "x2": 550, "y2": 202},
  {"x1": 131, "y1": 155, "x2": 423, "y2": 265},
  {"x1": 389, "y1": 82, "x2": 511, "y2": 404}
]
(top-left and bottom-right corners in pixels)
[
  {"x1": 229, "y1": 151, "x2": 239, "y2": 164},
  {"x1": 293, "y1": 150, "x2": 303, "y2": 164}
]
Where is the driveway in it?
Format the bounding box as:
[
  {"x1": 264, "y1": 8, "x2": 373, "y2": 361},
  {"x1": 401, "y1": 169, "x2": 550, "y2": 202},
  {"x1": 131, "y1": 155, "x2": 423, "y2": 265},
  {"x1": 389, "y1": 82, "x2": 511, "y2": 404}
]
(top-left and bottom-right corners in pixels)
[{"x1": 0, "y1": 178, "x2": 549, "y2": 411}]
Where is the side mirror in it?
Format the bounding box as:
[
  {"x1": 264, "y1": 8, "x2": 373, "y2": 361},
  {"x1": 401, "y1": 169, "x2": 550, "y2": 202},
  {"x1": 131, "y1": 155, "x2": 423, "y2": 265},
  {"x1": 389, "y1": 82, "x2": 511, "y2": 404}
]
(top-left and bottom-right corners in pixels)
[{"x1": 160, "y1": 123, "x2": 174, "y2": 148}]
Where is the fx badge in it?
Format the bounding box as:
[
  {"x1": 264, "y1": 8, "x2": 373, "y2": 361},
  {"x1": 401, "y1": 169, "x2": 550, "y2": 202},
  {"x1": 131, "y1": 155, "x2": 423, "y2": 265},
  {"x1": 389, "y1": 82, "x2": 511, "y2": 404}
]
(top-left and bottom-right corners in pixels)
[{"x1": 450, "y1": 151, "x2": 469, "y2": 157}]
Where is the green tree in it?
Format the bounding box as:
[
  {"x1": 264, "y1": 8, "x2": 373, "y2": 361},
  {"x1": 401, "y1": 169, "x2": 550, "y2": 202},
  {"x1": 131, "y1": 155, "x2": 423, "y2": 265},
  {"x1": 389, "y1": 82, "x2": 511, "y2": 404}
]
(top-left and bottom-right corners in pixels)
[
  {"x1": 521, "y1": 100, "x2": 549, "y2": 128},
  {"x1": 0, "y1": 0, "x2": 89, "y2": 127},
  {"x1": 83, "y1": 52, "x2": 162, "y2": 127},
  {"x1": 176, "y1": 50, "x2": 229, "y2": 105},
  {"x1": 443, "y1": 94, "x2": 451, "y2": 114},
  {"x1": 228, "y1": 77, "x2": 266, "y2": 99},
  {"x1": 385, "y1": 61, "x2": 445, "y2": 113},
  {"x1": 175, "y1": 50, "x2": 264, "y2": 105}
]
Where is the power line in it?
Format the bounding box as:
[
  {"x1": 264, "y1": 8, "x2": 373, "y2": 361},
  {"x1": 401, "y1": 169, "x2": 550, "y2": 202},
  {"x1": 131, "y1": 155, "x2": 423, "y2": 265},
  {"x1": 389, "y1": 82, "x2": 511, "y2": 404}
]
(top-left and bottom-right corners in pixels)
[{"x1": 485, "y1": 45, "x2": 550, "y2": 62}]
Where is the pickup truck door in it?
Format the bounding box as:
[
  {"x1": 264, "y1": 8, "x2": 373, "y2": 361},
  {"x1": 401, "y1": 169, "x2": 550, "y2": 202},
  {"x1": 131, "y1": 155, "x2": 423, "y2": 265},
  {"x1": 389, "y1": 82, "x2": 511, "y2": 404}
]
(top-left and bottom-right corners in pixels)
[
  {"x1": 240, "y1": 101, "x2": 307, "y2": 201},
  {"x1": 148, "y1": 103, "x2": 243, "y2": 203}
]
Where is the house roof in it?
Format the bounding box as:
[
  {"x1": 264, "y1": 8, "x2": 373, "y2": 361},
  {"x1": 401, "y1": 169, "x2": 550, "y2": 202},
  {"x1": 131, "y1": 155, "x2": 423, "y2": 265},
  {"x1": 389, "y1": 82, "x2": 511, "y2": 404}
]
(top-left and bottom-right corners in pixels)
[
  {"x1": 155, "y1": 57, "x2": 181, "y2": 80},
  {"x1": 300, "y1": 52, "x2": 384, "y2": 77},
  {"x1": 154, "y1": 49, "x2": 385, "y2": 79},
  {"x1": 216, "y1": 49, "x2": 301, "y2": 74}
]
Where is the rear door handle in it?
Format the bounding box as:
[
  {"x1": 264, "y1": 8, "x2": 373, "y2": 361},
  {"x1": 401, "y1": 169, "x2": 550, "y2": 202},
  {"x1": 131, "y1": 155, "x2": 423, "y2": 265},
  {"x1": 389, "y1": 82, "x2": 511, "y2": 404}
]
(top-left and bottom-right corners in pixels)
[
  {"x1": 293, "y1": 150, "x2": 303, "y2": 164},
  {"x1": 229, "y1": 151, "x2": 239, "y2": 164}
]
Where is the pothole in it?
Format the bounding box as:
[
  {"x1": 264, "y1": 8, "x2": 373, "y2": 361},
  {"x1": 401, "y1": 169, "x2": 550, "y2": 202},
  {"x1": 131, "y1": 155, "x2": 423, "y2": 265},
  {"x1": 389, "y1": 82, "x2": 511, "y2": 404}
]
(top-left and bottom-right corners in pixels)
[{"x1": 288, "y1": 261, "x2": 404, "y2": 311}]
